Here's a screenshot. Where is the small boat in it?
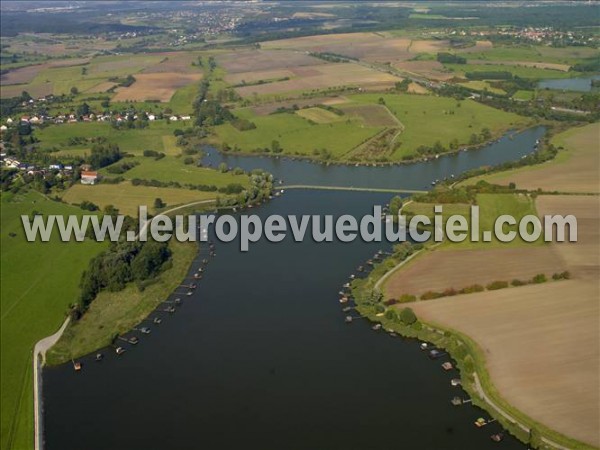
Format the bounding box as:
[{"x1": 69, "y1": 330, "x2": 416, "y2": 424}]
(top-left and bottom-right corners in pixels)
[
  {"x1": 442, "y1": 362, "x2": 453, "y2": 371},
  {"x1": 193, "y1": 273, "x2": 201, "y2": 279},
  {"x1": 166, "y1": 306, "x2": 176, "y2": 313},
  {"x1": 115, "y1": 347, "x2": 126, "y2": 355},
  {"x1": 128, "y1": 337, "x2": 139, "y2": 345},
  {"x1": 357, "y1": 266, "x2": 364, "y2": 272},
  {"x1": 339, "y1": 296, "x2": 349, "y2": 304},
  {"x1": 450, "y1": 378, "x2": 461, "y2": 387},
  {"x1": 95, "y1": 353, "x2": 104, "y2": 361},
  {"x1": 345, "y1": 316, "x2": 353, "y2": 323},
  {"x1": 342, "y1": 306, "x2": 352, "y2": 312},
  {"x1": 429, "y1": 349, "x2": 446, "y2": 359},
  {"x1": 490, "y1": 433, "x2": 504, "y2": 442},
  {"x1": 343, "y1": 283, "x2": 350, "y2": 288},
  {"x1": 140, "y1": 327, "x2": 151, "y2": 334},
  {"x1": 420, "y1": 342, "x2": 429, "y2": 350},
  {"x1": 186, "y1": 291, "x2": 193, "y2": 296},
  {"x1": 388, "y1": 332, "x2": 397, "y2": 337},
  {"x1": 475, "y1": 418, "x2": 487, "y2": 428},
  {"x1": 73, "y1": 361, "x2": 82, "y2": 371},
  {"x1": 451, "y1": 396, "x2": 462, "y2": 406},
  {"x1": 153, "y1": 317, "x2": 162, "y2": 325},
  {"x1": 349, "y1": 274, "x2": 355, "y2": 280},
  {"x1": 202, "y1": 259, "x2": 208, "y2": 264},
  {"x1": 175, "y1": 298, "x2": 182, "y2": 304},
  {"x1": 198, "y1": 267, "x2": 204, "y2": 273},
  {"x1": 372, "y1": 324, "x2": 382, "y2": 331}
]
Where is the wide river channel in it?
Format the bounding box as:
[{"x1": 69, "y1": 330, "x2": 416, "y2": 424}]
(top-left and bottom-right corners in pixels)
[{"x1": 43, "y1": 126, "x2": 545, "y2": 450}]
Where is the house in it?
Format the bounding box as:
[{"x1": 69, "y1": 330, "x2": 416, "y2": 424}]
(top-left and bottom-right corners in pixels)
[
  {"x1": 0, "y1": 125, "x2": 7, "y2": 132},
  {"x1": 81, "y1": 171, "x2": 99, "y2": 185},
  {"x1": 6, "y1": 118, "x2": 13, "y2": 125},
  {"x1": 20, "y1": 116, "x2": 30, "y2": 123},
  {"x1": 49, "y1": 164, "x2": 63, "y2": 170},
  {"x1": 80, "y1": 163, "x2": 92, "y2": 171},
  {"x1": 30, "y1": 116, "x2": 41, "y2": 124},
  {"x1": 147, "y1": 114, "x2": 156, "y2": 121},
  {"x1": 180, "y1": 115, "x2": 191, "y2": 121},
  {"x1": 169, "y1": 115, "x2": 178, "y2": 121}
]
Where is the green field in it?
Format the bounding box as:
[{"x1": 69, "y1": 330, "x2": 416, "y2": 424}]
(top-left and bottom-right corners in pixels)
[
  {"x1": 36, "y1": 121, "x2": 194, "y2": 156},
  {"x1": 1, "y1": 191, "x2": 106, "y2": 450},
  {"x1": 102, "y1": 156, "x2": 251, "y2": 187},
  {"x1": 60, "y1": 182, "x2": 220, "y2": 216},
  {"x1": 461, "y1": 45, "x2": 600, "y2": 65},
  {"x1": 213, "y1": 106, "x2": 382, "y2": 159},
  {"x1": 212, "y1": 94, "x2": 526, "y2": 161},
  {"x1": 445, "y1": 63, "x2": 575, "y2": 79},
  {"x1": 347, "y1": 93, "x2": 526, "y2": 158}
]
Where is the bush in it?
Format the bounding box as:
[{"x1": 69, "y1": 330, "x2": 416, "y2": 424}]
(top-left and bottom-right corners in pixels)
[
  {"x1": 399, "y1": 307, "x2": 417, "y2": 325},
  {"x1": 532, "y1": 273, "x2": 547, "y2": 284},
  {"x1": 458, "y1": 284, "x2": 484, "y2": 294},
  {"x1": 399, "y1": 294, "x2": 417, "y2": 303},
  {"x1": 420, "y1": 291, "x2": 444, "y2": 300},
  {"x1": 511, "y1": 279, "x2": 527, "y2": 287},
  {"x1": 552, "y1": 271, "x2": 571, "y2": 280},
  {"x1": 486, "y1": 280, "x2": 509, "y2": 290}
]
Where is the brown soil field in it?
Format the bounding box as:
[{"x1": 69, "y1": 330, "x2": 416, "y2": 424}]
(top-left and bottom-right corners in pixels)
[
  {"x1": 338, "y1": 104, "x2": 399, "y2": 127},
  {"x1": 0, "y1": 82, "x2": 53, "y2": 99},
  {"x1": 234, "y1": 63, "x2": 400, "y2": 98},
  {"x1": 224, "y1": 69, "x2": 294, "y2": 86},
  {"x1": 0, "y1": 58, "x2": 90, "y2": 85},
  {"x1": 536, "y1": 195, "x2": 600, "y2": 280},
  {"x1": 262, "y1": 33, "x2": 414, "y2": 63},
  {"x1": 476, "y1": 122, "x2": 599, "y2": 194},
  {"x1": 411, "y1": 280, "x2": 599, "y2": 447},
  {"x1": 409, "y1": 39, "x2": 450, "y2": 54},
  {"x1": 384, "y1": 246, "x2": 567, "y2": 299},
  {"x1": 251, "y1": 96, "x2": 348, "y2": 115},
  {"x1": 112, "y1": 72, "x2": 202, "y2": 102},
  {"x1": 216, "y1": 50, "x2": 324, "y2": 73},
  {"x1": 393, "y1": 60, "x2": 454, "y2": 81},
  {"x1": 390, "y1": 190, "x2": 599, "y2": 446}
]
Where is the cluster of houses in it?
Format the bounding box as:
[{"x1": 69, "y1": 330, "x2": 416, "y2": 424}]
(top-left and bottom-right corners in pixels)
[
  {"x1": 1, "y1": 155, "x2": 99, "y2": 184},
  {"x1": 0, "y1": 112, "x2": 193, "y2": 131}
]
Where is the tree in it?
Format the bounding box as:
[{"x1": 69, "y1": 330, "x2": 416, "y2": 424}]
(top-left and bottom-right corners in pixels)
[
  {"x1": 389, "y1": 196, "x2": 403, "y2": 216},
  {"x1": 528, "y1": 428, "x2": 542, "y2": 449},
  {"x1": 77, "y1": 102, "x2": 90, "y2": 117},
  {"x1": 399, "y1": 307, "x2": 417, "y2": 325},
  {"x1": 271, "y1": 140, "x2": 282, "y2": 154},
  {"x1": 154, "y1": 198, "x2": 165, "y2": 209},
  {"x1": 218, "y1": 162, "x2": 228, "y2": 173},
  {"x1": 70, "y1": 86, "x2": 79, "y2": 95}
]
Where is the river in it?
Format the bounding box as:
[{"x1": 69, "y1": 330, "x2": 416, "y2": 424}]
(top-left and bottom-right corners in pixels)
[
  {"x1": 538, "y1": 75, "x2": 600, "y2": 92},
  {"x1": 42, "y1": 127, "x2": 545, "y2": 450}
]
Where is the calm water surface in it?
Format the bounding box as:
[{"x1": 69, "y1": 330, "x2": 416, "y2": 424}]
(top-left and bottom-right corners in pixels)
[
  {"x1": 42, "y1": 128, "x2": 545, "y2": 450},
  {"x1": 538, "y1": 75, "x2": 600, "y2": 92}
]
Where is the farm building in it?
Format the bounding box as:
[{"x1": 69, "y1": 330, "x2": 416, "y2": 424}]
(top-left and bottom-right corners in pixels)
[{"x1": 81, "y1": 171, "x2": 99, "y2": 185}]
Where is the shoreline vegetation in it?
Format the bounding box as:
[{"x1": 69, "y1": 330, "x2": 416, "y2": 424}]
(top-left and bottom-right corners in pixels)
[{"x1": 350, "y1": 123, "x2": 599, "y2": 450}]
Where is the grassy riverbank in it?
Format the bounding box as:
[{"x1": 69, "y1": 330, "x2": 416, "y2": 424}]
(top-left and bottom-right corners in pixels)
[{"x1": 46, "y1": 239, "x2": 198, "y2": 365}]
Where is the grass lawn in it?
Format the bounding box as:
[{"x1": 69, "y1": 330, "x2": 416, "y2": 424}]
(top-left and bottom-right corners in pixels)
[
  {"x1": 458, "y1": 80, "x2": 506, "y2": 95},
  {"x1": 347, "y1": 93, "x2": 526, "y2": 158},
  {"x1": 213, "y1": 107, "x2": 382, "y2": 158},
  {"x1": 46, "y1": 239, "x2": 198, "y2": 365},
  {"x1": 1, "y1": 191, "x2": 106, "y2": 450},
  {"x1": 36, "y1": 121, "x2": 194, "y2": 156},
  {"x1": 60, "y1": 182, "x2": 220, "y2": 216},
  {"x1": 513, "y1": 90, "x2": 535, "y2": 101}
]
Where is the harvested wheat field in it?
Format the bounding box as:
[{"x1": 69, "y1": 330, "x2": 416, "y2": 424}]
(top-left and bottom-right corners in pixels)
[
  {"x1": 234, "y1": 63, "x2": 400, "y2": 97},
  {"x1": 394, "y1": 60, "x2": 455, "y2": 81},
  {"x1": 224, "y1": 69, "x2": 294, "y2": 86},
  {"x1": 412, "y1": 280, "x2": 599, "y2": 447},
  {"x1": 142, "y1": 52, "x2": 204, "y2": 74},
  {"x1": 112, "y1": 72, "x2": 202, "y2": 102},
  {"x1": 470, "y1": 122, "x2": 600, "y2": 194},
  {"x1": 216, "y1": 49, "x2": 324, "y2": 73},
  {"x1": 384, "y1": 246, "x2": 567, "y2": 299},
  {"x1": 251, "y1": 96, "x2": 347, "y2": 115},
  {"x1": 0, "y1": 58, "x2": 90, "y2": 85},
  {"x1": 393, "y1": 186, "x2": 599, "y2": 446},
  {"x1": 296, "y1": 107, "x2": 342, "y2": 123},
  {"x1": 338, "y1": 104, "x2": 400, "y2": 127},
  {"x1": 536, "y1": 195, "x2": 600, "y2": 279}
]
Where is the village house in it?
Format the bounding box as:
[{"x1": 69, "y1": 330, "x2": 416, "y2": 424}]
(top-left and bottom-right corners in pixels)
[{"x1": 80, "y1": 171, "x2": 99, "y2": 185}]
